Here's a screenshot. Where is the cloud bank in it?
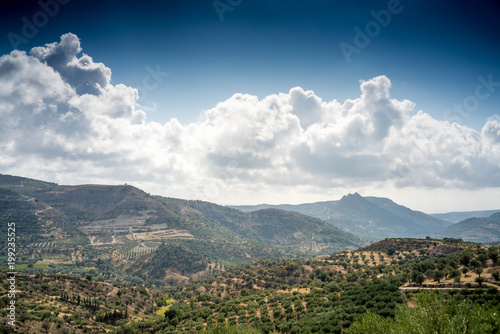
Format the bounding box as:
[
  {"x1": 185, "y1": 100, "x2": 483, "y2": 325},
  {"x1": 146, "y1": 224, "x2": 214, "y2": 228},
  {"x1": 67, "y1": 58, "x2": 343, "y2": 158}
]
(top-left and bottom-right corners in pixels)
[{"x1": 1, "y1": 33, "x2": 499, "y2": 208}]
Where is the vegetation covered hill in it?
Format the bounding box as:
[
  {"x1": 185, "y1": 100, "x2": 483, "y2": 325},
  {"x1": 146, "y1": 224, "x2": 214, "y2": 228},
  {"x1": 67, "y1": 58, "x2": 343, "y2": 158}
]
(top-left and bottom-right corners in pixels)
[
  {"x1": 432, "y1": 209, "x2": 500, "y2": 223},
  {"x1": 233, "y1": 193, "x2": 450, "y2": 241},
  {"x1": 0, "y1": 174, "x2": 57, "y2": 196},
  {"x1": 121, "y1": 238, "x2": 500, "y2": 333},
  {"x1": 185, "y1": 201, "x2": 362, "y2": 252},
  {"x1": 0, "y1": 271, "x2": 161, "y2": 333},
  {"x1": 2, "y1": 238, "x2": 499, "y2": 333},
  {"x1": 0, "y1": 174, "x2": 363, "y2": 286},
  {"x1": 436, "y1": 213, "x2": 500, "y2": 243},
  {"x1": 355, "y1": 237, "x2": 475, "y2": 257}
]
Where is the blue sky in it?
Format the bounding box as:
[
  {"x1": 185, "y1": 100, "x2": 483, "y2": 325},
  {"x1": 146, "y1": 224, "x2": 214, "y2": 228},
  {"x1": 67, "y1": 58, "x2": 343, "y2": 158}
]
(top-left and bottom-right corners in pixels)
[
  {"x1": 2, "y1": 0, "x2": 499, "y2": 129},
  {"x1": 1, "y1": 0, "x2": 500, "y2": 212}
]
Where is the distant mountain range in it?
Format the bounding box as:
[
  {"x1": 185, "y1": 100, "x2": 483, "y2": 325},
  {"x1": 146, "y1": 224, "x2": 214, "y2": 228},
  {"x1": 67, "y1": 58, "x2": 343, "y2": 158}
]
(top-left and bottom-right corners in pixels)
[
  {"x1": 232, "y1": 193, "x2": 451, "y2": 241},
  {"x1": 0, "y1": 174, "x2": 363, "y2": 282},
  {"x1": 431, "y1": 210, "x2": 500, "y2": 223},
  {"x1": 434, "y1": 212, "x2": 500, "y2": 243}
]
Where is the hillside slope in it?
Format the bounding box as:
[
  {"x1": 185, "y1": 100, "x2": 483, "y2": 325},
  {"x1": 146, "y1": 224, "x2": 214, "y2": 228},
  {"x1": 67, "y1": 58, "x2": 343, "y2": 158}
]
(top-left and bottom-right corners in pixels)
[
  {"x1": 186, "y1": 201, "x2": 363, "y2": 250},
  {"x1": 436, "y1": 212, "x2": 500, "y2": 243},
  {"x1": 0, "y1": 174, "x2": 363, "y2": 283},
  {"x1": 431, "y1": 209, "x2": 500, "y2": 223}
]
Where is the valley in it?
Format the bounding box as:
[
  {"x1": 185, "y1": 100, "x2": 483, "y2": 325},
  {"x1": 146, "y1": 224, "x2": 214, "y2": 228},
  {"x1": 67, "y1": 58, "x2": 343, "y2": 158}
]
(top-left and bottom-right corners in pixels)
[
  {"x1": 1, "y1": 236, "x2": 499, "y2": 333},
  {"x1": 0, "y1": 174, "x2": 499, "y2": 333}
]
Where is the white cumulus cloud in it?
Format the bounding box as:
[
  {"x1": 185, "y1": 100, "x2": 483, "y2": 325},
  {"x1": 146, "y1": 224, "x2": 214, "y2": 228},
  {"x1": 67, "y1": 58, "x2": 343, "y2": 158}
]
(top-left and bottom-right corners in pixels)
[{"x1": 1, "y1": 33, "x2": 500, "y2": 210}]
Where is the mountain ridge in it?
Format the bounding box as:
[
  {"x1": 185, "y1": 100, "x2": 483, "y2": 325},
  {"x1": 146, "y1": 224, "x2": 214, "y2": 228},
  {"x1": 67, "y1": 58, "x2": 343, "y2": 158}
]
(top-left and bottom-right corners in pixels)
[
  {"x1": 0, "y1": 173, "x2": 364, "y2": 284},
  {"x1": 431, "y1": 209, "x2": 500, "y2": 223},
  {"x1": 232, "y1": 193, "x2": 451, "y2": 241},
  {"x1": 435, "y1": 212, "x2": 500, "y2": 243}
]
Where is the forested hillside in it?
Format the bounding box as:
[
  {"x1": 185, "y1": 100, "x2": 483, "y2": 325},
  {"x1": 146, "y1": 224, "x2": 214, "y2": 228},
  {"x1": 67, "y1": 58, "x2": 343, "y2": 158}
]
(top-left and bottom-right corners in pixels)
[
  {"x1": 1, "y1": 238, "x2": 499, "y2": 333},
  {"x1": 0, "y1": 174, "x2": 363, "y2": 286},
  {"x1": 432, "y1": 210, "x2": 500, "y2": 223},
  {"x1": 436, "y1": 213, "x2": 500, "y2": 243}
]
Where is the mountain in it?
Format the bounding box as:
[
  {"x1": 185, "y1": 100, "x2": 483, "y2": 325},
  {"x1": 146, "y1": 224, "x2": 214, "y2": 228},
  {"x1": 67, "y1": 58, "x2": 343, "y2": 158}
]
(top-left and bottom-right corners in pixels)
[
  {"x1": 431, "y1": 210, "x2": 500, "y2": 223},
  {"x1": 0, "y1": 174, "x2": 363, "y2": 284},
  {"x1": 0, "y1": 174, "x2": 57, "y2": 195},
  {"x1": 185, "y1": 200, "x2": 361, "y2": 249},
  {"x1": 436, "y1": 212, "x2": 500, "y2": 243},
  {"x1": 232, "y1": 193, "x2": 450, "y2": 241}
]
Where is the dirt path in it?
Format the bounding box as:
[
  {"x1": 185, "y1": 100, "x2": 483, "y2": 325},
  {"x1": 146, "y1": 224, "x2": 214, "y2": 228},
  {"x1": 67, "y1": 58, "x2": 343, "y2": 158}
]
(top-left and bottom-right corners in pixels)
[
  {"x1": 399, "y1": 286, "x2": 483, "y2": 291},
  {"x1": 107, "y1": 286, "x2": 119, "y2": 297},
  {"x1": 35, "y1": 206, "x2": 51, "y2": 217},
  {"x1": 399, "y1": 287, "x2": 464, "y2": 291}
]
